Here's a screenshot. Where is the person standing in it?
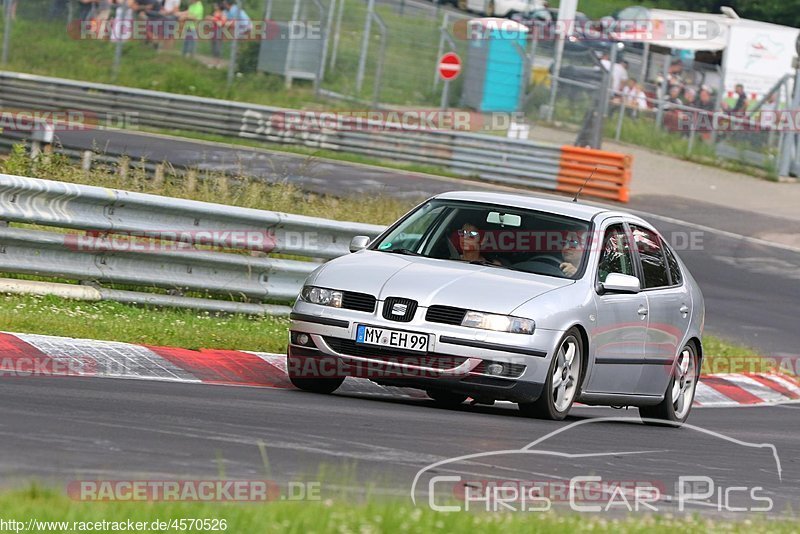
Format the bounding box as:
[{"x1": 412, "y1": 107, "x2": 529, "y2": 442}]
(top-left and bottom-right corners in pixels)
[{"x1": 179, "y1": 0, "x2": 204, "y2": 57}]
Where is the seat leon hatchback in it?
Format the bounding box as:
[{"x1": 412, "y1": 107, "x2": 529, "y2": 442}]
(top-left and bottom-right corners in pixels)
[{"x1": 287, "y1": 192, "x2": 704, "y2": 425}]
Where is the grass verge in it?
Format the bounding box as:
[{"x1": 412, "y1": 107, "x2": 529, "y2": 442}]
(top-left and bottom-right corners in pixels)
[
  {"x1": 0, "y1": 293, "x2": 290, "y2": 352},
  {"x1": 0, "y1": 292, "x2": 770, "y2": 377},
  {"x1": 1, "y1": 486, "x2": 797, "y2": 533}
]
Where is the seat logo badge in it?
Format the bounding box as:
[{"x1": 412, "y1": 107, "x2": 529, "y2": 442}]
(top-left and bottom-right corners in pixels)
[{"x1": 391, "y1": 303, "x2": 408, "y2": 316}]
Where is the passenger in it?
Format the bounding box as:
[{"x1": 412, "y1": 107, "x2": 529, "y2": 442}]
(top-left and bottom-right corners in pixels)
[{"x1": 456, "y1": 222, "x2": 501, "y2": 265}]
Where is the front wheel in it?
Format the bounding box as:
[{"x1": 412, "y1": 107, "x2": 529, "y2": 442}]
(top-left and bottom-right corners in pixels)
[
  {"x1": 519, "y1": 328, "x2": 583, "y2": 420},
  {"x1": 639, "y1": 343, "x2": 699, "y2": 426},
  {"x1": 427, "y1": 389, "x2": 468, "y2": 408},
  {"x1": 287, "y1": 352, "x2": 345, "y2": 394}
]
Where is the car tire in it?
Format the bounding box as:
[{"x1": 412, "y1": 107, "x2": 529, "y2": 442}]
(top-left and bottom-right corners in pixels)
[
  {"x1": 427, "y1": 389, "x2": 468, "y2": 408},
  {"x1": 518, "y1": 328, "x2": 583, "y2": 420},
  {"x1": 287, "y1": 352, "x2": 345, "y2": 394},
  {"x1": 639, "y1": 343, "x2": 699, "y2": 427},
  {"x1": 289, "y1": 375, "x2": 344, "y2": 394}
]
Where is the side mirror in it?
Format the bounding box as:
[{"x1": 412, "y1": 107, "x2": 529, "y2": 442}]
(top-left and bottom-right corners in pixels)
[
  {"x1": 601, "y1": 273, "x2": 641, "y2": 294},
  {"x1": 349, "y1": 235, "x2": 371, "y2": 253}
]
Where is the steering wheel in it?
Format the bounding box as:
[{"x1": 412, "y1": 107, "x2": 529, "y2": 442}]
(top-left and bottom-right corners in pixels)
[{"x1": 526, "y1": 255, "x2": 564, "y2": 268}]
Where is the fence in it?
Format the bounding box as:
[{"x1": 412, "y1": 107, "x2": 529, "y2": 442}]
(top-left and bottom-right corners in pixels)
[
  {"x1": 524, "y1": 33, "x2": 791, "y2": 174},
  {"x1": 0, "y1": 173, "x2": 385, "y2": 315},
  {"x1": 0, "y1": 70, "x2": 632, "y2": 202}
]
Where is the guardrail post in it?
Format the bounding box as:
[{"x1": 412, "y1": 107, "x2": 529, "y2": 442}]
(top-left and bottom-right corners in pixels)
[
  {"x1": 153, "y1": 163, "x2": 165, "y2": 188},
  {"x1": 118, "y1": 156, "x2": 129, "y2": 179},
  {"x1": 184, "y1": 168, "x2": 197, "y2": 192},
  {"x1": 81, "y1": 151, "x2": 93, "y2": 174}
]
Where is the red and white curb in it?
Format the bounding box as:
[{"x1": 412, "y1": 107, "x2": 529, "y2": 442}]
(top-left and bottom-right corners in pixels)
[{"x1": 1, "y1": 331, "x2": 799, "y2": 408}]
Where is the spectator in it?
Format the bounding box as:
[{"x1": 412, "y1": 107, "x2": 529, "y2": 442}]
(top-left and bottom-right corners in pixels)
[
  {"x1": 731, "y1": 83, "x2": 747, "y2": 112},
  {"x1": 156, "y1": 0, "x2": 181, "y2": 47},
  {"x1": 683, "y1": 87, "x2": 697, "y2": 108},
  {"x1": 92, "y1": 0, "x2": 116, "y2": 38},
  {"x1": 668, "y1": 58, "x2": 685, "y2": 86},
  {"x1": 128, "y1": 0, "x2": 161, "y2": 44},
  {"x1": 611, "y1": 59, "x2": 628, "y2": 94},
  {"x1": 621, "y1": 79, "x2": 648, "y2": 115},
  {"x1": 78, "y1": 0, "x2": 97, "y2": 21},
  {"x1": 222, "y1": 0, "x2": 251, "y2": 38},
  {"x1": 665, "y1": 84, "x2": 683, "y2": 108},
  {"x1": 697, "y1": 85, "x2": 714, "y2": 111},
  {"x1": 208, "y1": 2, "x2": 226, "y2": 59},
  {"x1": 179, "y1": 0, "x2": 204, "y2": 57}
]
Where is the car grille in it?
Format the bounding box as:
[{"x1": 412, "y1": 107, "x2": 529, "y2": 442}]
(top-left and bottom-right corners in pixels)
[
  {"x1": 382, "y1": 297, "x2": 418, "y2": 322},
  {"x1": 341, "y1": 291, "x2": 376, "y2": 313},
  {"x1": 425, "y1": 305, "x2": 467, "y2": 325},
  {"x1": 472, "y1": 360, "x2": 527, "y2": 378},
  {"x1": 324, "y1": 337, "x2": 466, "y2": 370}
]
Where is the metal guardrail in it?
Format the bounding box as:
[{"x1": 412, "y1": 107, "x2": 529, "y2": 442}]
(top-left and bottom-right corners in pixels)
[
  {"x1": 0, "y1": 71, "x2": 631, "y2": 201},
  {"x1": 0, "y1": 173, "x2": 385, "y2": 315}
]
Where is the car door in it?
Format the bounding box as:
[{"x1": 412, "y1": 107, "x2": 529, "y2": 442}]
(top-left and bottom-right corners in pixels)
[
  {"x1": 585, "y1": 221, "x2": 647, "y2": 395},
  {"x1": 629, "y1": 224, "x2": 691, "y2": 396}
]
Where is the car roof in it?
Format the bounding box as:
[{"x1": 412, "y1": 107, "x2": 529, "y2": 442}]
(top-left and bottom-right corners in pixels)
[{"x1": 432, "y1": 191, "x2": 613, "y2": 222}]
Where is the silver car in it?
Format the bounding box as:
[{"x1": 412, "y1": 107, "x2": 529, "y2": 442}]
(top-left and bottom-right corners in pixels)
[{"x1": 287, "y1": 192, "x2": 704, "y2": 424}]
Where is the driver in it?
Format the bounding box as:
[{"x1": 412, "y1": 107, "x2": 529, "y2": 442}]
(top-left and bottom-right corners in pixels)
[{"x1": 559, "y1": 236, "x2": 583, "y2": 278}]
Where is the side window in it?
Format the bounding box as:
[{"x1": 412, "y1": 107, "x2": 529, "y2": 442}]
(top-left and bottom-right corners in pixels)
[
  {"x1": 597, "y1": 224, "x2": 635, "y2": 283},
  {"x1": 631, "y1": 225, "x2": 670, "y2": 288},
  {"x1": 664, "y1": 243, "x2": 683, "y2": 285}
]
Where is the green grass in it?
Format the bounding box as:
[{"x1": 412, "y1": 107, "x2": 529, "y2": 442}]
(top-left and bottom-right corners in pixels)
[
  {"x1": 0, "y1": 293, "x2": 290, "y2": 352},
  {"x1": 1, "y1": 144, "x2": 417, "y2": 225},
  {"x1": 2, "y1": 486, "x2": 799, "y2": 533},
  {"x1": 1, "y1": 0, "x2": 452, "y2": 107},
  {"x1": 0, "y1": 289, "x2": 767, "y2": 375}
]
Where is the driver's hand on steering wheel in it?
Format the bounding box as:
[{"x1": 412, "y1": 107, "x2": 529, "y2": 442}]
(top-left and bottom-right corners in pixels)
[{"x1": 560, "y1": 262, "x2": 577, "y2": 277}]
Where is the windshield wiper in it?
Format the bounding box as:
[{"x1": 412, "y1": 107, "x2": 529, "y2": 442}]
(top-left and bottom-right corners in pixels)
[
  {"x1": 468, "y1": 260, "x2": 503, "y2": 267},
  {"x1": 384, "y1": 248, "x2": 422, "y2": 256}
]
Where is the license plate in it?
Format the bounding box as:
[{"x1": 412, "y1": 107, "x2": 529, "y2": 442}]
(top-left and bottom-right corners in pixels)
[{"x1": 356, "y1": 325, "x2": 429, "y2": 353}]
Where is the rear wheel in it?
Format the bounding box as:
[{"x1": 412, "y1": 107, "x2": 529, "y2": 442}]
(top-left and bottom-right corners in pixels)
[
  {"x1": 639, "y1": 343, "x2": 698, "y2": 426},
  {"x1": 519, "y1": 328, "x2": 583, "y2": 420},
  {"x1": 427, "y1": 389, "x2": 468, "y2": 408}
]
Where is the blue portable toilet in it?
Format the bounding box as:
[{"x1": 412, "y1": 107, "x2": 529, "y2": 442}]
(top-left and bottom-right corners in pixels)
[{"x1": 461, "y1": 18, "x2": 529, "y2": 113}]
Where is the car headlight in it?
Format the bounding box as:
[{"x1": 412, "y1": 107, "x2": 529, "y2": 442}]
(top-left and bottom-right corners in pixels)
[
  {"x1": 299, "y1": 286, "x2": 343, "y2": 308},
  {"x1": 461, "y1": 311, "x2": 535, "y2": 335}
]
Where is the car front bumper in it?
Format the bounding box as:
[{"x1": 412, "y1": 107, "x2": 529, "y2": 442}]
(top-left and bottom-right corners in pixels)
[{"x1": 287, "y1": 302, "x2": 564, "y2": 403}]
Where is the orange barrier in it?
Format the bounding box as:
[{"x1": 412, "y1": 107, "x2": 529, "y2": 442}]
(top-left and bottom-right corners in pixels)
[{"x1": 556, "y1": 146, "x2": 632, "y2": 203}]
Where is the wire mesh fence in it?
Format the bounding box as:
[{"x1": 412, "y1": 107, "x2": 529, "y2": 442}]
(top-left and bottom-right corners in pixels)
[{"x1": 0, "y1": 0, "x2": 793, "y2": 174}]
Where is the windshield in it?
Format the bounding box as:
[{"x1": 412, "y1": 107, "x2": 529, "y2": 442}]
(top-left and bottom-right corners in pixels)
[{"x1": 371, "y1": 200, "x2": 592, "y2": 279}]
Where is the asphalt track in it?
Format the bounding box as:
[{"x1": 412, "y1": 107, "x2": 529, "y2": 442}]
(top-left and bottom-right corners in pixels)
[
  {"x1": 32, "y1": 128, "x2": 800, "y2": 356},
  {"x1": 0, "y1": 377, "x2": 797, "y2": 516}
]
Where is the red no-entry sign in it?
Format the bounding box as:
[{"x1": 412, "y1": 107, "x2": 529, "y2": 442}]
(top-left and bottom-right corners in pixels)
[{"x1": 438, "y1": 52, "x2": 462, "y2": 81}]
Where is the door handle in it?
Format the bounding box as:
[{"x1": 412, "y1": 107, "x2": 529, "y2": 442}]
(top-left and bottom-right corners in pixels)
[
  {"x1": 679, "y1": 305, "x2": 690, "y2": 316},
  {"x1": 637, "y1": 305, "x2": 648, "y2": 317}
]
